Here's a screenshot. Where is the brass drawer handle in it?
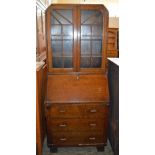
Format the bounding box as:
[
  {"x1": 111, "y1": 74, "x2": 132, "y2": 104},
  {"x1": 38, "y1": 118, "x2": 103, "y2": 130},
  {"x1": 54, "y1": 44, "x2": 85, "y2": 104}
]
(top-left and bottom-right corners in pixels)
[
  {"x1": 60, "y1": 138, "x2": 66, "y2": 141},
  {"x1": 59, "y1": 124, "x2": 67, "y2": 127},
  {"x1": 89, "y1": 123, "x2": 96, "y2": 127},
  {"x1": 89, "y1": 137, "x2": 96, "y2": 140},
  {"x1": 90, "y1": 109, "x2": 97, "y2": 113}
]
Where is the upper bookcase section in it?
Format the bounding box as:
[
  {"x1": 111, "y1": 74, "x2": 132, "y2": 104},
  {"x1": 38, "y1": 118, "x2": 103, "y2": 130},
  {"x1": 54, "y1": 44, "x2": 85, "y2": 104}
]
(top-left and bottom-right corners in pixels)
[{"x1": 46, "y1": 4, "x2": 109, "y2": 74}]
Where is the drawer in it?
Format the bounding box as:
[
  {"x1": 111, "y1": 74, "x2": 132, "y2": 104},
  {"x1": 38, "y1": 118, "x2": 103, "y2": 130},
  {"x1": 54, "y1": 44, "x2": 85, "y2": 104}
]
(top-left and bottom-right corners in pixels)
[
  {"x1": 47, "y1": 118, "x2": 108, "y2": 132},
  {"x1": 46, "y1": 103, "x2": 82, "y2": 118},
  {"x1": 48, "y1": 131, "x2": 106, "y2": 146},
  {"x1": 84, "y1": 104, "x2": 109, "y2": 118},
  {"x1": 46, "y1": 103, "x2": 109, "y2": 118}
]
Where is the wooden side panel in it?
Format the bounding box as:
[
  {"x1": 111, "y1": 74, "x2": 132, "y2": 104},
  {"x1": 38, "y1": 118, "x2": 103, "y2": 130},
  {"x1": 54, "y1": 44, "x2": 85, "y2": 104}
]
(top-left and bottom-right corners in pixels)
[
  {"x1": 36, "y1": 64, "x2": 47, "y2": 155},
  {"x1": 47, "y1": 74, "x2": 109, "y2": 102},
  {"x1": 36, "y1": 68, "x2": 43, "y2": 155}
]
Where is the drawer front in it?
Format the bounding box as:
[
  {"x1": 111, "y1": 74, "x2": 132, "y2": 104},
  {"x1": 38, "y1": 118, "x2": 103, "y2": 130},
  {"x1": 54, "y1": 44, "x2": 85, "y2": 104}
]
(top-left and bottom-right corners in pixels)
[
  {"x1": 48, "y1": 132, "x2": 106, "y2": 146},
  {"x1": 46, "y1": 104, "x2": 83, "y2": 118},
  {"x1": 47, "y1": 118, "x2": 108, "y2": 132},
  {"x1": 84, "y1": 104, "x2": 109, "y2": 118},
  {"x1": 46, "y1": 103, "x2": 109, "y2": 118}
]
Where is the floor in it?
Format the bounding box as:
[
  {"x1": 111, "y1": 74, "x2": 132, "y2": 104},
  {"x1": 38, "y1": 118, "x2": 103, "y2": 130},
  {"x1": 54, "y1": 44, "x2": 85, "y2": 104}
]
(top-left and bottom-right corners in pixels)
[{"x1": 43, "y1": 138, "x2": 114, "y2": 155}]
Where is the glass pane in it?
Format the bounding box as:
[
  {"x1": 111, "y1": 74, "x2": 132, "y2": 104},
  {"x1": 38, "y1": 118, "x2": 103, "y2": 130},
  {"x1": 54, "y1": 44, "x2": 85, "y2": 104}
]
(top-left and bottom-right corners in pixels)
[
  {"x1": 51, "y1": 9, "x2": 73, "y2": 69},
  {"x1": 64, "y1": 40, "x2": 73, "y2": 56},
  {"x1": 91, "y1": 57, "x2": 102, "y2": 68},
  {"x1": 57, "y1": 10, "x2": 72, "y2": 23},
  {"x1": 80, "y1": 9, "x2": 103, "y2": 69},
  {"x1": 81, "y1": 40, "x2": 91, "y2": 56},
  {"x1": 52, "y1": 57, "x2": 63, "y2": 68},
  {"x1": 52, "y1": 10, "x2": 72, "y2": 24},
  {"x1": 51, "y1": 36, "x2": 61, "y2": 40},
  {"x1": 92, "y1": 40, "x2": 102, "y2": 55},
  {"x1": 63, "y1": 25, "x2": 73, "y2": 35},
  {"x1": 92, "y1": 35, "x2": 102, "y2": 40},
  {"x1": 92, "y1": 25, "x2": 102, "y2": 36},
  {"x1": 51, "y1": 41, "x2": 62, "y2": 56},
  {"x1": 51, "y1": 17, "x2": 59, "y2": 25},
  {"x1": 92, "y1": 12, "x2": 103, "y2": 25},
  {"x1": 80, "y1": 57, "x2": 91, "y2": 68},
  {"x1": 81, "y1": 10, "x2": 103, "y2": 25},
  {"x1": 81, "y1": 25, "x2": 91, "y2": 39},
  {"x1": 51, "y1": 25, "x2": 61, "y2": 35},
  {"x1": 64, "y1": 57, "x2": 72, "y2": 68},
  {"x1": 81, "y1": 10, "x2": 97, "y2": 24},
  {"x1": 63, "y1": 36, "x2": 73, "y2": 40}
]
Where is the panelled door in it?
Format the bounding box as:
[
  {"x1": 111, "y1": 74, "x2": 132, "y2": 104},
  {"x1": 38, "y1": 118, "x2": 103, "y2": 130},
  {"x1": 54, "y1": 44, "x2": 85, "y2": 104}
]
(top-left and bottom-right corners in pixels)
[
  {"x1": 47, "y1": 5, "x2": 77, "y2": 73},
  {"x1": 46, "y1": 5, "x2": 108, "y2": 73},
  {"x1": 78, "y1": 5, "x2": 108, "y2": 73}
]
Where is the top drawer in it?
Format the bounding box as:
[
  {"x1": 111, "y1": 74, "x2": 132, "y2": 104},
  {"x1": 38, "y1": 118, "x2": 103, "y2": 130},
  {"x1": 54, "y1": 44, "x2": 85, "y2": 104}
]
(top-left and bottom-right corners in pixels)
[{"x1": 46, "y1": 103, "x2": 109, "y2": 118}]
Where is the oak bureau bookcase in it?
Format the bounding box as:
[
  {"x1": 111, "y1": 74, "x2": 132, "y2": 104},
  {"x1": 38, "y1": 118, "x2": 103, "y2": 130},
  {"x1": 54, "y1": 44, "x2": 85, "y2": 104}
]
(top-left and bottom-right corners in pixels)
[{"x1": 45, "y1": 4, "x2": 110, "y2": 152}]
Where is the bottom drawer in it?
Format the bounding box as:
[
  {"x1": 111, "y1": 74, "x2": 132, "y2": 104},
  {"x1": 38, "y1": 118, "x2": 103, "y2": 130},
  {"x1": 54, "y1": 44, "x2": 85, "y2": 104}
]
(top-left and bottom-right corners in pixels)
[{"x1": 48, "y1": 132, "x2": 107, "y2": 146}]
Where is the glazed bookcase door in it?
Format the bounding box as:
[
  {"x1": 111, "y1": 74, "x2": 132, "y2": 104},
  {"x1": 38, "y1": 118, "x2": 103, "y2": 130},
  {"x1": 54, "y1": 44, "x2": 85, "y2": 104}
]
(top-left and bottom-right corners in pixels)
[
  {"x1": 47, "y1": 5, "x2": 108, "y2": 73},
  {"x1": 47, "y1": 6, "x2": 77, "y2": 73},
  {"x1": 78, "y1": 6, "x2": 108, "y2": 73}
]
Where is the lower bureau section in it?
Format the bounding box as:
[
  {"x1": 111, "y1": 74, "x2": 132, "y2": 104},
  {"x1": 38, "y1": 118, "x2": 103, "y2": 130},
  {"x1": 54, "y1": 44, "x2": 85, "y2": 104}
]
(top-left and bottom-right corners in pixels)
[
  {"x1": 47, "y1": 131, "x2": 107, "y2": 146},
  {"x1": 46, "y1": 103, "x2": 109, "y2": 147},
  {"x1": 45, "y1": 71, "x2": 110, "y2": 150}
]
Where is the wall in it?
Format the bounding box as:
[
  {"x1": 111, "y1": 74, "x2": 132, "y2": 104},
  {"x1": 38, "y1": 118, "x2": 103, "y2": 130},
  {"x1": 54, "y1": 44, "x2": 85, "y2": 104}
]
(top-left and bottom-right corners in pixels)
[
  {"x1": 109, "y1": 17, "x2": 119, "y2": 28},
  {"x1": 51, "y1": 0, "x2": 58, "y2": 3},
  {"x1": 50, "y1": 0, "x2": 119, "y2": 28}
]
